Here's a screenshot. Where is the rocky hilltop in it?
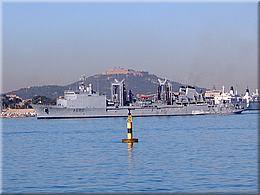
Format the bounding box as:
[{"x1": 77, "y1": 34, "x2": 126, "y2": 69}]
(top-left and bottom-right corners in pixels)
[{"x1": 6, "y1": 68, "x2": 206, "y2": 100}]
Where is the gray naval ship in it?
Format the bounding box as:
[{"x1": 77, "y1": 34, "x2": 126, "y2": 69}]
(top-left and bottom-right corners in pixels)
[{"x1": 34, "y1": 75, "x2": 244, "y2": 119}]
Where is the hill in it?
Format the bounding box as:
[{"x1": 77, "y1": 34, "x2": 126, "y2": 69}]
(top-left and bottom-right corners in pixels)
[{"x1": 6, "y1": 68, "x2": 206, "y2": 100}]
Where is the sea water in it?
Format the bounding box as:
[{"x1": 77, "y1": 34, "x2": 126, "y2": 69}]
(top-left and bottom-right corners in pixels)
[{"x1": 1, "y1": 111, "x2": 258, "y2": 193}]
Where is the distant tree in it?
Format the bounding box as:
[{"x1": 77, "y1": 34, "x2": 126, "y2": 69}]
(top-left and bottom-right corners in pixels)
[
  {"x1": 1, "y1": 95, "x2": 23, "y2": 109},
  {"x1": 1, "y1": 95, "x2": 8, "y2": 109},
  {"x1": 32, "y1": 95, "x2": 56, "y2": 105}
]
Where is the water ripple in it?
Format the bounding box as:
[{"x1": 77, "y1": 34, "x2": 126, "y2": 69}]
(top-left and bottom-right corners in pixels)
[{"x1": 2, "y1": 113, "x2": 258, "y2": 193}]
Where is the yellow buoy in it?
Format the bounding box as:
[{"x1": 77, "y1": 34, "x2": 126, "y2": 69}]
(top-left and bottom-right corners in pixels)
[{"x1": 122, "y1": 109, "x2": 138, "y2": 143}]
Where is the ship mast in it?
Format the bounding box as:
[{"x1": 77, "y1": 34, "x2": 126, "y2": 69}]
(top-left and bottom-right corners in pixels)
[{"x1": 79, "y1": 74, "x2": 87, "y2": 93}]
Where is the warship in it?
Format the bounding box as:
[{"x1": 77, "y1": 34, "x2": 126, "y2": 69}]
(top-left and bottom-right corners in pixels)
[{"x1": 34, "y1": 75, "x2": 244, "y2": 119}]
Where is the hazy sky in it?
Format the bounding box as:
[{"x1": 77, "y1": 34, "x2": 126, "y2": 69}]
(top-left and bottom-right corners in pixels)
[{"x1": 2, "y1": 2, "x2": 258, "y2": 93}]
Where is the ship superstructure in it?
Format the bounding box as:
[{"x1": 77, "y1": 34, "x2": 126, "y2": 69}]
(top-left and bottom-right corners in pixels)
[{"x1": 56, "y1": 75, "x2": 106, "y2": 109}]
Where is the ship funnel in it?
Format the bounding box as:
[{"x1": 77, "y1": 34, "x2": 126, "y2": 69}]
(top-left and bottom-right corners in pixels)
[
  {"x1": 245, "y1": 87, "x2": 250, "y2": 96},
  {"x1": 230, "y1": 86, "x2": 234, "y2": 96}
]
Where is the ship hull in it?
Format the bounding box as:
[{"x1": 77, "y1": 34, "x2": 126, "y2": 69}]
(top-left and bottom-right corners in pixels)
[
  {"x1": 34, "y1": 104, "x2": 244, "y2": 119},
  {"x1": 246, "y1": 101, "x2": 260, "y2": 110}
]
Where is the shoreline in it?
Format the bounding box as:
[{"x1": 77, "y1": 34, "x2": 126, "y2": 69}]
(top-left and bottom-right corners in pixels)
[{"x1": 1, "y1": 108, "x2": 36, "y2": 118}]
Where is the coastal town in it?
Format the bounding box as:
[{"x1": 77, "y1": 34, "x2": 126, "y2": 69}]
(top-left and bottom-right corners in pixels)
[{"x1": 0, "y1": 94, "x2": 36, "y2": 118}]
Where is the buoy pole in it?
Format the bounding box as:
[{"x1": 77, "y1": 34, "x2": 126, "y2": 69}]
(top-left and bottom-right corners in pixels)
[
  {"x1": 122, "y1": 109, "x2": 138, "y2": 143},
  {"x1": 127, "y1": 110, "x2": 133, "y2": 139}
]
